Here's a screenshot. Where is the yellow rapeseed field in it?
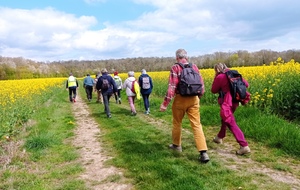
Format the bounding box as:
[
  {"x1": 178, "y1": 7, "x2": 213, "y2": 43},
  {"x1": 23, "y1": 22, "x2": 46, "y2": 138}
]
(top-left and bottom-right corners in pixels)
[
  {"x1": 0, "y1": 78, "x2": 65, "y2": 107},
  {"x1": 1, "y1": 58, "x2": 299, "y2": 109}
]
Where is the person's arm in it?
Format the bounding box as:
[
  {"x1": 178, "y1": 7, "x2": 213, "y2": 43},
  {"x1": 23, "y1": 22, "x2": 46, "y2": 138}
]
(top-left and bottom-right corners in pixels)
[
  {"x1": 150, "y1": 76, "x2": 153, "y2": 89},
  {"x1": 96, "y1": 77, "x2": 102, "y2": 91},
  {"x1": 211, "y1": 74, "x2": 222, "y2": 94},
  {"x1": 66, "y1": 80, "x2": 68, "y2": 89},
  {"x1": 138, "y1": 76, "x2": 142, "y2": 87},
  {"x1": 111, "y1": 77, "x2": 118, "y2": 93},
  {"x1": 160, "y1": 66, "x2": 178, "y2": 111}
]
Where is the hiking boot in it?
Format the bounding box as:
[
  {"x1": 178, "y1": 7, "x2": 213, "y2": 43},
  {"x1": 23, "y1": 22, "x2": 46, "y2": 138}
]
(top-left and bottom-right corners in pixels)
[
  {"x1": 168, "y1": 144, "x2": 182, "y2": 152},
  {"x1": 107, "y1": 114, "x2": 112, "y2": 118},
  {"x1": 72, "y1": 98, "x2": 76, "y2": 103},
  {"x1": 213, "y1": 136, "x2": 223, "y2": 144},
  {"x1": 144, "y1": 111, "x2": 149, "y2": 115},
  {"x1": 131, "y1": 112, "x2": 137, "y2": 116},
  {"x1": 236, "y1": 146, "x2": 251, "y2": 155},
  {"x1": 199, "y1": 152, "x2": 210, "y2": 163},
  {"x1": 118, "y1": 98, "x2": 122, "y2": 104}
]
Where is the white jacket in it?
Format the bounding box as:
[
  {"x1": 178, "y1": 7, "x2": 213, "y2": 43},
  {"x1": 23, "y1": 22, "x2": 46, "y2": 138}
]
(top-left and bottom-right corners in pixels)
[{"x1": 123, "y1": 76, "x2": 136, "y2": 96}]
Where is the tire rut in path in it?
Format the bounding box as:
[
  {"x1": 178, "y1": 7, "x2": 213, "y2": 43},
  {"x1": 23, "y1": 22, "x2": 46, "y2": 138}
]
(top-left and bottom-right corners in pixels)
[{"x1": 71, "y1": 94, "x2": 133, "y2": 190}]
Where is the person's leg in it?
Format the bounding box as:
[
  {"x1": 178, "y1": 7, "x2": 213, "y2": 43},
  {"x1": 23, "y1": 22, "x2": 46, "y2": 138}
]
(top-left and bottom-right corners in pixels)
[
  {"x1": 114, "y1": 91, "x2": 118, "y2": 103},
  {"x1": 69, "y1": 87, "x2": 76, "y2": 102},
  {"x1": 171, "y1": 96, "x2": 186, "y2": 146},
  {"x1": 99, "y1": 91, "x2": 103, "y2": 103},
  {"x1": 117, "y1": 89, "x2": 121, "y2": 98},
  {"x1": 72, "y1": 87, "x2": 77, "y2": 99},
  {"x1": 226, "y1": 116, "x2": 248, "y2": 147},
  {"x1": 68, "y1": 88, "x2": 72, "y2": 102},
  {"x1": 186, "y1": 97, "x2": 208, "y2": 151},
  {"x1": 128, "y1": 96, "x2": 136, "y2": 114},
  {"x1": 117, "y1": 89, "x2": 121, "y2": 104},
  {"x1": 85, "y1": 87, "x2": 89, "y2": 99},
  {"x1": 142, "y1": 94, "x2": 147, "y2": 111},
  {"x1": 96, "y1": 91, "x2": 100, "y2": 103},
  {"x1": 221, "y1": 104, "x2": 248, "y2": 146},
  {"x1": 145, "y1": 94, "x2": 150, "y2": 111},
  {"x1": 87, "y1": 86, "x2": 93, "y2": 100},
  {"x1": 217, "y1": 119, "x2": 228, "y2": 139},
  {"x1": 103, "y1": 94, "x2": 111, "y2": 117}
]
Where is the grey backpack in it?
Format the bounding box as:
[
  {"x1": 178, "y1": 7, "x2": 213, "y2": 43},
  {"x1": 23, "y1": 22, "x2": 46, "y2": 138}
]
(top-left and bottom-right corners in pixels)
[{"x1": 177, "y1": 63, "x2": 203, "y2": 96}]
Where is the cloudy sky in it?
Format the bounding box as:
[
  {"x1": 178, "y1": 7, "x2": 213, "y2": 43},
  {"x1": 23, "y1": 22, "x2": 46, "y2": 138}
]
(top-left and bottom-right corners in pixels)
[{"x1": 0, "y1": 0, "x2": 299, "y2": 62}]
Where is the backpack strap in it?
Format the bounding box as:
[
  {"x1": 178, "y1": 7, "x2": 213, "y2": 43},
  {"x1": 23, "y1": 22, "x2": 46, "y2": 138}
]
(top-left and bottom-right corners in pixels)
[{"x1": 176, "y1": 62, "x2": 192, "y2": 68}]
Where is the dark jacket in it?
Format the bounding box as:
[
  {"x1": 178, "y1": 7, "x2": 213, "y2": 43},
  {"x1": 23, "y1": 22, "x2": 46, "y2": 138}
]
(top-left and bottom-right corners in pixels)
[
  {"x1": 96, "y1": 73, "x2": 117, "y2": 95},
  {"x1": 138, "y1": 74, "x2": 153, "y2": 95}
]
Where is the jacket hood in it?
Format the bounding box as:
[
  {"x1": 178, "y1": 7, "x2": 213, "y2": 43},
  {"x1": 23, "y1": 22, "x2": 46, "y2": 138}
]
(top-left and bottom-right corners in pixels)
[{"x1": 128, "y1": 76, "x2": 136, "y2": 81}]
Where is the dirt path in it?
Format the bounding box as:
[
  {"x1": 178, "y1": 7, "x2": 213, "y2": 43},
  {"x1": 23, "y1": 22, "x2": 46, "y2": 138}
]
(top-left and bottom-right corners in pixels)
[
  {"x1": 141, "y1": 114, "x2": 300, "y2": 190},
  {"x1": 71, "y1": 94, "x2": 300, "y2": 190},
  {"x1": 71, "y1": 94, "x2": 133, "y2": 190}
]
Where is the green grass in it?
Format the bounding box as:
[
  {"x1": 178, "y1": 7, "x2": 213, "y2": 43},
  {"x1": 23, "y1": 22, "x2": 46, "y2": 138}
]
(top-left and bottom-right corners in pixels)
[
  {"x1": 81, "y1": 88, "x2": 299, "y2": 190},
  {"x1": 0, "y1": 86, "x2": 86, "y2": 190},
  {"x1": 1, "y1": 81, "x2": 299, "y2": 190}
]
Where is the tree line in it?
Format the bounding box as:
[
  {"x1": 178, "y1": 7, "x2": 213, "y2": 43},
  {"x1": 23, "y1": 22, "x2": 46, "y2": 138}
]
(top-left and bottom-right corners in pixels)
[{"x1": 0, "y1": 49, "x2": 299, "y2": 80}]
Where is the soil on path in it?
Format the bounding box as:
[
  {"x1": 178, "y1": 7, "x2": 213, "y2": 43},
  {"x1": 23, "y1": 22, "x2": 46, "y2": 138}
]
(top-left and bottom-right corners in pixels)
[
  {"x1": 71, "y1": 94, "x2": 133, "y2": 190},
  {"x1": 71, "y1": 94, "x2": 300, "y2": 190},
  {"x1": 141, "y1": 113, "x2": 300, "y2": 190}
]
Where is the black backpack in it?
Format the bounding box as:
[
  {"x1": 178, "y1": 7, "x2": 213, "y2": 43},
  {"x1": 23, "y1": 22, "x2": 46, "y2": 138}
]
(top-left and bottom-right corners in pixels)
[
  {"x1": 225, "y1": 70, "x2": 247, "y2": 102},
  {"x1": 177, "y1": 63, "x2": 203, "y2": 96}
]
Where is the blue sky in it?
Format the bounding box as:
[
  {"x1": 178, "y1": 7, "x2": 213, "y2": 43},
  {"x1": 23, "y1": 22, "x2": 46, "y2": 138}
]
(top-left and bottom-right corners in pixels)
[{"x1": 0, "y1": 0, "x2": 299, "y2": 61}]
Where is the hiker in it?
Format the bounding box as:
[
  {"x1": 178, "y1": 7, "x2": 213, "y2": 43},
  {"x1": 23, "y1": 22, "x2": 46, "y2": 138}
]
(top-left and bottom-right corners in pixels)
[
  {"x1": 138, "y1": 69, "x2": 153, "y2": 114},
  {"x1": 159, "y1": 49, "x2": 210, "y2": 163},
  {"x1": 211, "y1": 63, "x2": 251, "y2": 155},
  {"x1": 96, "y1": 68, "x2": 118, "y2": 118},
  {"x1": 123, "y1": 71, "x2": 137, "y2": 116},
  {"x1": 113, "y1": 71, "x2": 123, "y2": 104},
  {"x1": 94, "y1": 72, "x2": 103, "y2": 104},
  {"x1": 66, "y1": 72, "x2": 79, "y2": 103},
  {"x1": 83, "y1": 73, "x2": 94, "y2": 102}
]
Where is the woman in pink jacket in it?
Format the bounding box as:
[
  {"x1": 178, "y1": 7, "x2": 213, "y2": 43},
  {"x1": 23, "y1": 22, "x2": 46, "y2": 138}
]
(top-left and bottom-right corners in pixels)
[{"x1": 211, "y1": 63, "x2": 250, "y2": 155}]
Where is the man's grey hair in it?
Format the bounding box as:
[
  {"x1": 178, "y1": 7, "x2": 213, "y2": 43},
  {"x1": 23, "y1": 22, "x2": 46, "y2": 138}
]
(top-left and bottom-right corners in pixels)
[
  {"x1": 141, "y1": 69, "x2": 147, "y2": 74},
  {"x1": 101, "y1": 68, "x2": 108, "y2": 74},
  {"x1": 176, "y1": 49, "x2": 188, "y2": 59},
  {"x1": 128, "y1": 71, "x2": 135, "y2": 77}
]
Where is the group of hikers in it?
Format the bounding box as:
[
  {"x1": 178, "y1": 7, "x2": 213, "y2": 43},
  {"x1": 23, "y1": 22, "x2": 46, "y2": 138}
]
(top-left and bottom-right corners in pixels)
[
  {"x1": 66, "y1": 68, "x2": 153, "y2": 118},
  {"x1": 66, "y1": 48, "x2": 251, "y2": 164}
]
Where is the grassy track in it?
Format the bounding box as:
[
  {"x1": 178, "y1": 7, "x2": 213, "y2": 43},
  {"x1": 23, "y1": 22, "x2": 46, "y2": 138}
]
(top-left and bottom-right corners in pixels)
[
  {"x1": 0, "y1": 85, "x2": 299, "y2": 190},
  {"x1": 80, "y1": 88, "x2": 300, "y2": 190},
  {"x1": 0, "y1": 87, "x2": 86, "y2": 190}
]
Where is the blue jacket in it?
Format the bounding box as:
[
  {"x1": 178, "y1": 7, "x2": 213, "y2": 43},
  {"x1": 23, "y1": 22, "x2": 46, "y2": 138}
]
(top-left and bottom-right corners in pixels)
[
  {"x1": 83, "y1": 76, "x2": 94, "y2": 87},
  {"x1": 138, "y1": 74, "x2": 153, "y2": 95},
  {"x1": 96, "y1": 73, "x2": 117, "y2": 95}
]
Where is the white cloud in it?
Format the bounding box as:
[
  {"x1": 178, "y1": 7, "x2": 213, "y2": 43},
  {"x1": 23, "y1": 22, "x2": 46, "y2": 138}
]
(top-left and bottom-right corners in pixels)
[{"x1": 0, "y1": 0, "x2": 300, "y2": 61}]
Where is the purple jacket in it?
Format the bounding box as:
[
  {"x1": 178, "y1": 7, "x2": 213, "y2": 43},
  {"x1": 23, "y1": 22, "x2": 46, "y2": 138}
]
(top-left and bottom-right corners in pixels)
[
  {"x1": 211, "y1": 69, "x2": 250, "y2": 122},
  {"x1": 211, "y1": 69, "x2": 249, "y2": 107}
]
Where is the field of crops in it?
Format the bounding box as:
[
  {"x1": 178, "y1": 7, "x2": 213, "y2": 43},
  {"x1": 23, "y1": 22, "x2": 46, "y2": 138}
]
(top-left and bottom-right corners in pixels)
[
  {"x1": 0, "y1": 78, "x2": 66, "y2": 138},
  {"x1": 1, "y1": 59, "x2": 300, "y2": 190},
  {"x1": 1, "y1": 58, "x2": 300, "y2": 138}
]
